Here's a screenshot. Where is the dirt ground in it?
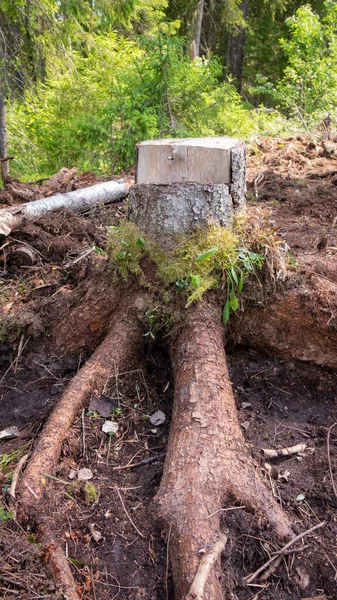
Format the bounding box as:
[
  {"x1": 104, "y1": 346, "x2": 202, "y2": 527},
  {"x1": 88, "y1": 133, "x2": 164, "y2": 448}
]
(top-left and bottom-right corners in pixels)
[{"x1": 0, "y1": 137, "x2": 337, "y2": 600}]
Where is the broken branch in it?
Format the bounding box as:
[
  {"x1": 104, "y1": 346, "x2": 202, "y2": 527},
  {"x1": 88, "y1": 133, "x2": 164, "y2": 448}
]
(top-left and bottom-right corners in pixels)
[{"x1": 186, "y1": 535, "x2": 228, "y2": 600}]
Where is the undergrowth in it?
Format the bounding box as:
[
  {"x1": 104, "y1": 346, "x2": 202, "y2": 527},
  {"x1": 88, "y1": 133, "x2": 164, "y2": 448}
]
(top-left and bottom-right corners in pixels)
[{"x1": 107, "y1": 209, "x2": 289, "y2": 324}]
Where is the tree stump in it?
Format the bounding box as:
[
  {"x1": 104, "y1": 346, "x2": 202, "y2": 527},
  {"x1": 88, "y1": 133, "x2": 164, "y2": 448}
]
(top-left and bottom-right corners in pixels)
[
  {"x1": 129, "y1": 137, "x2": 246, "y2": 247},
  {"x1": 129, "y1": 138, "x2": 292, "y2": 600}
]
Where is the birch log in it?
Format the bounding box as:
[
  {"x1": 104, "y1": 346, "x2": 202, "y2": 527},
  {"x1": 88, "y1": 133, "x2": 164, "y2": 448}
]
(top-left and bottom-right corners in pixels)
[{"x1": 0, "y1": 180, "x2": 129, "y2": 236}]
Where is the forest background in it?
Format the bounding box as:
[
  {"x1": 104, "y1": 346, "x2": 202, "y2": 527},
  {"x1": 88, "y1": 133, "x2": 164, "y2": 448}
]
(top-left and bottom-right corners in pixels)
[{"x1": 0, "y1": 0, "x2": 336, "y2": 181}]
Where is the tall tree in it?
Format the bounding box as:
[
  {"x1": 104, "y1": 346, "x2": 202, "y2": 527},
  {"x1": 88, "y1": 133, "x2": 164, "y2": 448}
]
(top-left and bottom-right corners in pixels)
[{"x1": 0, "y1": 17, "x2": 9, "y2": 182}]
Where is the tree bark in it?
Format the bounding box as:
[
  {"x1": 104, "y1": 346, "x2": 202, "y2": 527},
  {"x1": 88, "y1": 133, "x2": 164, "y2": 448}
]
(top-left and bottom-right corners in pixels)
[
  {"x1": 0, "y1": 42, "x2": 9, "y2": 183},
  {"x1": 18, "y1": 290, "x2": 145, "y2": 516},
  {"x1": 229, "y1": 0, "x2": 249, "y2": 91},
  {"x1": 194, "y1": 0, "x2": 205, "y2": 58},
  {"x1": 0, "y1": 179, "x2": 129, "y2": 235},
  {"x1": 155, "y1": 298, "x2": 292, "y2": 600}
]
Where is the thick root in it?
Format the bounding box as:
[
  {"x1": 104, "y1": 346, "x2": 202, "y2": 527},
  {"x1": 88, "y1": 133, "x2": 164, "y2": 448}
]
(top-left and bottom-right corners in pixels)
[
  {"x1": 39, "y1": 527, "x2": 81, "y2": 600},
  {"x1": 230, "y1": 265, "x2": 337, "y2": 368},
  {"x1": 18, "y1": 290, "x2": 145, "y2": 515},
  {"x1": 156, "y1": 298, "x2": 292, "y2": 600}
]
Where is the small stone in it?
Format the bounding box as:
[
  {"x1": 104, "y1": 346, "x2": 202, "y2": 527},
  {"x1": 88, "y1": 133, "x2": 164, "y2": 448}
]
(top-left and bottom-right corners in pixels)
[
  {"x1": 0, "y1": 426, "x2": 20, "y2": 441},
  {"x1": 241, "y1": 402, "x2": 252, "y2": 410},
  {"x1": 78, "y1": 468, "x2": 93, "y2": 481},
  {"x1": 89, "y1": 395, "x2": 116, "y2": 418},
  {"x1": 102, "y1": 420, "x2": 119, "y2": 434},
  {"x1": 68, "y1": 469, "x2": 77, "y2": 480},
  {"x1": 241, "y1": 420, "x2": 250, "y2": 431},
  {"x1": 150, "y1": 410, "x2": 166, "y2": 426}
]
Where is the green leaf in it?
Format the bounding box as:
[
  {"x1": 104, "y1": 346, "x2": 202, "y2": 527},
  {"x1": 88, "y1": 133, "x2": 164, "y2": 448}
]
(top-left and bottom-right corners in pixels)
[
  {"x1": 238, "y1": 275, "x2": 244, "y2": 293},
  {"x1": 229, "y1": 295, "x2": 239, "y2": 311},
  {"x1": 222, "y1": 300, "x2": 230, "y2": 325},
  {"x1": 136, "y1": 236, "x2": 145, "y2": 248},
  {"x1": 190, "y1": 274, "x2": 201, "y2": 287},
  {"x1": 196, "y1": 247, "x2": 218, "y2": 261},
  {"x1": 231, "y1": 266, "x2": 238, "y2": 285},
  {"x1": 176, "y1": 279, "x2": 189, "y2": 289}
]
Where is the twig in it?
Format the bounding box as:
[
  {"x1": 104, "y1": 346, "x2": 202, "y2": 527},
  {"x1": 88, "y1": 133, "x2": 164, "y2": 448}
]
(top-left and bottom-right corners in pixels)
[
  {"x1": 8, "y1": 454, "x2": 30, "y2": 499},
  {"x1": 13, "y1": 333, "x2": 25, "y2": 375},
  {"x1": 166, "y1": 523, "x2": 172, "y2": 600},
  {"x1": 262, "y1": 443, "x2": 307, "y2": 458},
  {"x1": 24, "y1": 481, "x2": 38, "y2": 499},
  {"x1": 64, "y1": 246, "x2": 94, "y2": 269},
  {"x1": 0, "y1": 156, "x2": 14, "y2": 163},
  {"x1": 114, "y1": 487, "x2": 144, "y2": 538},
  {"x1": 259, "y1": 555, "x2": 282, "y2": 581},
  {"x1": 82, "y1": 408, "x2": 86, "y2": 457},
  {"x1": 207, "y1": 505, "x2": 246, "y2": 519},
  {"x1": 327, "y1": 422, "x2": 337, "y2": 501},
  {"x1": 245, "y1": 521, "x2": 326, "y2": 584},
  {"x1": 42, "y1": 473, "x2": 73, "y2": 486},
  {"x1": 186, "y1": 535, "x2": 227, "y2": 600},
  {"x1": 113, "y1": 453, "x2": 166, "y2": 470},
  {"x1": 0, "y1": 337, "x2": 30, "y2": 382}
]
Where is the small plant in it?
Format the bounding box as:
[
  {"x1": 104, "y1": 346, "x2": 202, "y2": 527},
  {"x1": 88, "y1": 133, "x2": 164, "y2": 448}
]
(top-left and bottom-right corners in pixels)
[
  {"x1": 0, "y1": 506, "x2": 15, "y2": 522},
  {"x1": 107, "y1": 210, "x2": 289, "y2": 325},
  {"x1": 144, "y1": 308, "x2": 158, "y2": 340},
  {"x1": 94, "y1": 246, "x2": 106, "y2": 257}
]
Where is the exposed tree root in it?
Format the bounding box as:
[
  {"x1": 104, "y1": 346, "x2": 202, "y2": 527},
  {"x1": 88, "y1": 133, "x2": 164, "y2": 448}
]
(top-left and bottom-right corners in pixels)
[
  {"x1": 18, "y1": 289, "x2": 145, "y2": 515},
  {"x1": 39, "y1": 527, "x2": 81, "y2": 600},
  {"x1": 231, "y1": 269, "x2": 337, "y2": 368},
  {"x1": 186, "y1": 535, "x2": 228, "y2": 600},
  {"x1": 156, "y1": 298, "x2": 292, "y2": 600},
  {"x1": 14, "y1": 289, "x2": 146, "y2": 598}
]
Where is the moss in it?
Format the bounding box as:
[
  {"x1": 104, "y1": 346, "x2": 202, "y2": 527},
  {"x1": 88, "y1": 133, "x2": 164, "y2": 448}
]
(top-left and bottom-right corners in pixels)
[
  {"x1": 107, "y1": 211, "x2": 289, "y2": 323},
  {"x1": 107, "y1": 221, "x2": 148, "y2": 281},
  {"x1": 84, "y1": 482, "x2": 98, "y2": 505}
]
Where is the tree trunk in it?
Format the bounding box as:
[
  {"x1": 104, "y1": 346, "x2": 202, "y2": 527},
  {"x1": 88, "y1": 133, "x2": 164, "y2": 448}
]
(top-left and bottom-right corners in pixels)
[
  {"x1": 194, "y1": 0, "x2": 205, "y2": 58},
  {"x1": 155, "y1": 298, "x2": 291, "y2": 599},
  {"x1": 0, "y1": 44, "x2": 9, "y2": 183},
  {"x1": 129, "y1": 138, "x2": 293, "y2": 600},
  {"x1": 130, "y1": 137, "x2": 246, "y2": 247},
  {"x1": 0, "y1": 180, "x2": 129, "y2": 236},
  {"x1": 229, "y1": 0, "x2": 249, "y2": 91}
]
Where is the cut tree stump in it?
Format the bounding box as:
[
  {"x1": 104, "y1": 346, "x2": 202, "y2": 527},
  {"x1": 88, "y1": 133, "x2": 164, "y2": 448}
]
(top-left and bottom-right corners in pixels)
[
  {"x1": 129, "y1": 137, "x2": 245, "y2": 247},
  {"x1": 129, "y1": 137, "x2": 292, "y2": 600}
]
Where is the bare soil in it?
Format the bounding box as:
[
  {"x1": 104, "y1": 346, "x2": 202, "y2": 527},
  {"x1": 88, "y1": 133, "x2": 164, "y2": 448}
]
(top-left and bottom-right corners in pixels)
[{"x1": 0, "y1": 138, "x2": 337, "y2": 599}]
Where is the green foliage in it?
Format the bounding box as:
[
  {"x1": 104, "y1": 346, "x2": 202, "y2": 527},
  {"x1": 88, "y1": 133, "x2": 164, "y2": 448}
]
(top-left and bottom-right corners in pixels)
[
  {"x1": 107, "y1": 213, "x2": 289, "y2": 323},
  {"x1": 7, "y1": 24, "x2": 263, "y2": 179},
  {"x1": 0, "y1": 506, "x2": 15, "y2": 522},
  {"x1": 277, "y1": 2, "x2": 337, "y2": 125},
  {"x1": 107, "y1": 221, "x2": 148, "y2": 279}
]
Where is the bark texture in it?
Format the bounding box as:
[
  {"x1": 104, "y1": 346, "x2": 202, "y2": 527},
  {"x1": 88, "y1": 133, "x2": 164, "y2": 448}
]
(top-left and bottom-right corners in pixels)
[
  {"x1": 0, "y1": 180, "x2": 129, "y2": 235},
  {"x1": 40, "y1": 527, "x2": 80, "y2": 600},
  {"x1": 0, "y1": 65, "x2": 9, "y2": 182},
  {"x1": 129, "y1": 183, "x2": 241, "y2": 248},
  {"x1": 156, "y1": 298, "x2": 292, "y2": 600},
  {"x1": 194, "y1": 0, "x2": 205, "y2": 58},
  {"x1": 18, "y1": 291, "x2": 145, "y2": 515}
]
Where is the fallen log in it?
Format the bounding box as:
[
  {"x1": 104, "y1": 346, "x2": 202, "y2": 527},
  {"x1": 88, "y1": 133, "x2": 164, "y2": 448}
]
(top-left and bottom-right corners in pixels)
[{"x1": 0, "y1": 179, "x2": 129, "y2": 236}]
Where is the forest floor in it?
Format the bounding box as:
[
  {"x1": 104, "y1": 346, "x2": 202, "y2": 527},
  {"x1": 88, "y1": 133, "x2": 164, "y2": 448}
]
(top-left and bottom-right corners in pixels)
[{"x1": 0, "y1": 135, "x2": 337, "y2": 600}]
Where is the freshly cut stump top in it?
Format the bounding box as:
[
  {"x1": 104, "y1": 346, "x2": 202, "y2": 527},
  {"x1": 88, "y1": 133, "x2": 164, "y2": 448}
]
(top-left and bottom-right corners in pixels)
[{"x1": 130, "y1": 137, "x2": 246, "y2": 246}]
